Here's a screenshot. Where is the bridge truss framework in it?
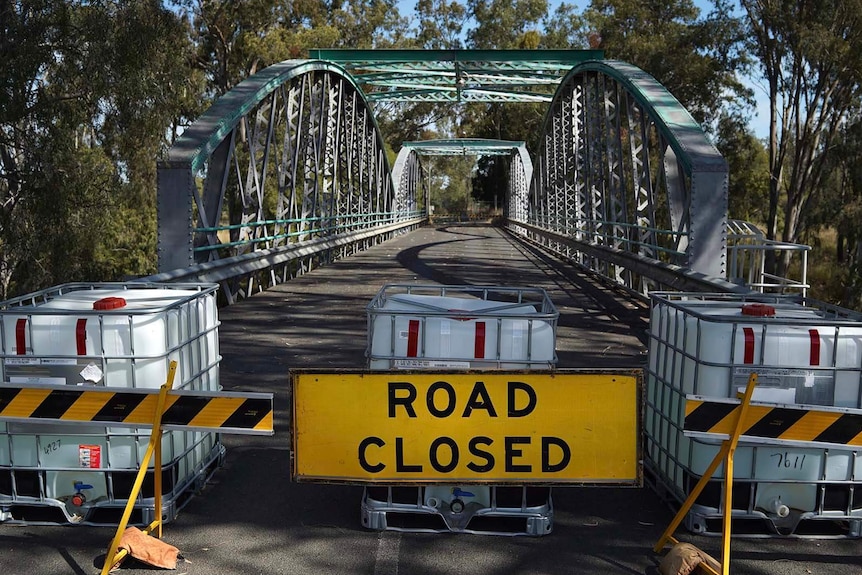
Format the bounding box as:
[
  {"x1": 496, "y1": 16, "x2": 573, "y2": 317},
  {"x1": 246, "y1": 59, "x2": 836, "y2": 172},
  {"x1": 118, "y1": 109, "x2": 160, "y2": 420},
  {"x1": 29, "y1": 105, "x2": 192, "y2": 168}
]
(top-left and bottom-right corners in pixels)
[{"x1": 154, "y1": 51, "x2": 730, "y2": 302}]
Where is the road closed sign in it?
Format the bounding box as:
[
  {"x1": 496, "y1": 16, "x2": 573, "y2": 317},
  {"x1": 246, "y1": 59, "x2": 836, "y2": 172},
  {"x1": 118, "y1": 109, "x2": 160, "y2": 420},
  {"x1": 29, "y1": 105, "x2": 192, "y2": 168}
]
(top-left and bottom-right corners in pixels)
[{"x1": 291, "y1": 370, "x2": 641, "y2": 485}]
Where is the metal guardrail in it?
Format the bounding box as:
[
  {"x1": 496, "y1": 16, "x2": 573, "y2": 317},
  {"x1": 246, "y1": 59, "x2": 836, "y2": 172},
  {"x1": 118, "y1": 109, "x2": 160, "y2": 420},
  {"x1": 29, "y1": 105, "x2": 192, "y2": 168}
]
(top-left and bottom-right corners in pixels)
[
  {"x1": 507, "y1": 221, "x2": 751, "y2": 296},
  {"x1": 726, "y1": 220, "x2": 810, "y2": 296},
  {"x1": 141, "y1": 218, "x2": 424, "y2": 303},
  {"x1": 510, "y1": 219, "x2": 810, "y2": 298}
]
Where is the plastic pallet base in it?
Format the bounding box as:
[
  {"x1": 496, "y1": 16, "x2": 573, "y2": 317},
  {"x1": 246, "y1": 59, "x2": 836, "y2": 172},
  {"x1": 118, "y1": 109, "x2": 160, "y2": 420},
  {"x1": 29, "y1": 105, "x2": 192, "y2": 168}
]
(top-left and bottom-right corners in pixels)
[
  {"x1": 643, "y1": 463, "x2": 862, "y2": 539},
  {"x1": 684, "y1": 506, "x2": 862, "y2": 539},
  {"x1": 0, "y1": 443, "x2": 225, "y2": 526},
  {"x1": 360, "y1": 488, "x2": 553, "y2": 536}
]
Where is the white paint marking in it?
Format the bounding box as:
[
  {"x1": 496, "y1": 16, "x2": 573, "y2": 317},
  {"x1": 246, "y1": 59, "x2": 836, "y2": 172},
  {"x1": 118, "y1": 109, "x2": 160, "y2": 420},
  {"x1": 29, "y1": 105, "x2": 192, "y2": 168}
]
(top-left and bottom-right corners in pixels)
[{"x1": 373, "y1": 531, "x2": 401, "y2": 575}]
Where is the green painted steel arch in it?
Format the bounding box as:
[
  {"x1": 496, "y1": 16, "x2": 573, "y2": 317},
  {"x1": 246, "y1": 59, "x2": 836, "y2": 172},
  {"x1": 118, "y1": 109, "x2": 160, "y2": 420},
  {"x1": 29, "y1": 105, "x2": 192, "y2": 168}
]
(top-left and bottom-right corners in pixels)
[
  {"x1": 552, "y1": 60, "x2": 726, "y2": 174},
  {"x1": 530, "y1": 58, "x2": 728, "y2": 280},
  {"x1": 157, "y1": 59, "x2": 413, "y2": 282},
  {"x1": 168, "y1": 60, "x2": 389, "y2": 175}
]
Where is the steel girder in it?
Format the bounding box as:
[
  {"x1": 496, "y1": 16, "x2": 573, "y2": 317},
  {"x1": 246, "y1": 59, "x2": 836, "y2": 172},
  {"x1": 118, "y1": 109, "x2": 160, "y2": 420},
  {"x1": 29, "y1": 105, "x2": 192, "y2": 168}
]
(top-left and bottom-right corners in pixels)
[
  {"x1": 518, "y1": 60, "x2": 728, "y2": 293},
  {"x1": 157, "y1": 60, "x2": 422, "y2": 301},
  {"x1": 310, "y1": 49, "x2": 603, "y2": 103}
]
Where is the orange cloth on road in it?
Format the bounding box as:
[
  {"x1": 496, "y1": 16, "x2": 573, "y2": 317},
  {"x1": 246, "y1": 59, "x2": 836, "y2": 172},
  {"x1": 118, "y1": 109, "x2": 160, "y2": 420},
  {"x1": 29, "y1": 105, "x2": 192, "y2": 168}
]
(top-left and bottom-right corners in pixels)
[{"x1": 114, "y1": 526, "x2": 179, "y2": 570}]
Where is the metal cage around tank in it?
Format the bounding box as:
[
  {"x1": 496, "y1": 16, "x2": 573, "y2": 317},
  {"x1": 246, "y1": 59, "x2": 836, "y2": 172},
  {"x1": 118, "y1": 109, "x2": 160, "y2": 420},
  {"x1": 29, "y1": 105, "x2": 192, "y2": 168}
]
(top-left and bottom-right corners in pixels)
[
  {"x1": 362, "y1": 284, "x2": 560, "y2": 535},
  {"x1": 0, "y1": 283, "x2": 224, "y2": 525},
  {"x1": 645, "y1": 292, "x2": 862, "y2": 537}
]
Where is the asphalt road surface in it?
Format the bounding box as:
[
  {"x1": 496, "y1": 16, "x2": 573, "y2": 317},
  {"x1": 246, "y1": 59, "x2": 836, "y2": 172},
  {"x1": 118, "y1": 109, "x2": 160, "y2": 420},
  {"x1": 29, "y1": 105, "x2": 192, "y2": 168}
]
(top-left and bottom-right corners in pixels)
[{"x1": 1, "y1": 224, "x2": 860, "y2": 574}]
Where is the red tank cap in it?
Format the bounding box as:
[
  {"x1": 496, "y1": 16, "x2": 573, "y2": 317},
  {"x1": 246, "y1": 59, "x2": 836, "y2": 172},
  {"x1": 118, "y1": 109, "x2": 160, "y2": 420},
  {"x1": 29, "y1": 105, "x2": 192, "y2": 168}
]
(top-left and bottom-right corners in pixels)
[
  {"x1": 741, "y1": 303, "x2": 776, "y2": 317},
  {"x1": 93, "y1": 296, "x2": 127, "y2": 310}
]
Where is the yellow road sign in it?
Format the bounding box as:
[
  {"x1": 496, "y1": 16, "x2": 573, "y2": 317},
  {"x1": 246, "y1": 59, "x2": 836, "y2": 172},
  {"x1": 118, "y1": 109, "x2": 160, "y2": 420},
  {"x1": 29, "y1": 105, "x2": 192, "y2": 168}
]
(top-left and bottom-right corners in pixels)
[
  {"x1": 0, "y1": 384, "x2": 274, "y2": 435},
  {"x1": 291, "y1": 369, "x2": 641, "y2": 484},
  {"x1": 684, "y1": 396, "x2": 862, "y2": 448}
]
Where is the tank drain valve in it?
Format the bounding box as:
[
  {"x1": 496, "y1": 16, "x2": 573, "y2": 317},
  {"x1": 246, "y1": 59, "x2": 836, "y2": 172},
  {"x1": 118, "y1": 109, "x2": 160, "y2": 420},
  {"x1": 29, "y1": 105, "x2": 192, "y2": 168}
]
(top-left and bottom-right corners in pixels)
[
  {"x1": 71, "y1": 482, "x2": 94, "y2": 506},
  {"x1": 766, "y1": 496, "x2": 790, "y2": 518},
  {"x1": 450, "y1": 488, "x2": 474, "y2": 514}
]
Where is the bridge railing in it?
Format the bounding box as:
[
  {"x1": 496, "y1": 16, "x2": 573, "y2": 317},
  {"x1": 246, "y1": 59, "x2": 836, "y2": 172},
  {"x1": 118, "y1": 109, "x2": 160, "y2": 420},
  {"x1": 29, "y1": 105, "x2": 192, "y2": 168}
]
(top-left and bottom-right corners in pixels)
[
  {"x1": 726, "y1": 219, "x2": 810, "y2": 296},
  {"x1": 155, "y1": 60, "x2": 425, "y2": 304},
  {"x1": 142, "y1": 216, "x2": 423, "y2": 292},
  {"x1": 510, "y1": 60, "x2": 730, "y2": 296}
]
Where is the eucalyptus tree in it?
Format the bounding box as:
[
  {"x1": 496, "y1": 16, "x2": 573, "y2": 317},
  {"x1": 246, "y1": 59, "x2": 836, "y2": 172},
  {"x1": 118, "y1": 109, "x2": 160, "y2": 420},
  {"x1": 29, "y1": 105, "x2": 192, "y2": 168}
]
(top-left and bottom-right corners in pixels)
[
  {"x1": 415, "y1": 0, "x2": 468, "y2": 49},
  {"x1": 0, "y1": 1, "x2": 199, "y2": 298},
  {"x1": 714, "y1": 114, "x2": 770, "y2": 224},
  {"x1": 185, "y1": 0, "x2": 407, "y2": 97},
  {"x1": 583, "y1": 0, "x2": 751, "y2": 127},
  {"x1": 803, "y1": 111, "x2": 862, "y2": 306},
  {"x1": 740, "y1": 0, "x2": 862, "y2": 276}
]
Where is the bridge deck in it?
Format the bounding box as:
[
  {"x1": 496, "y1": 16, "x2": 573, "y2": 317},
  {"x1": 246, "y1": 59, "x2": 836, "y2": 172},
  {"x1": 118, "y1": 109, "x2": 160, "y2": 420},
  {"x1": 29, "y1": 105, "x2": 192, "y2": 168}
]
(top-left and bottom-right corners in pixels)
[{"x1": 1, "y1": 224, "x2": 858, "y2": 575}]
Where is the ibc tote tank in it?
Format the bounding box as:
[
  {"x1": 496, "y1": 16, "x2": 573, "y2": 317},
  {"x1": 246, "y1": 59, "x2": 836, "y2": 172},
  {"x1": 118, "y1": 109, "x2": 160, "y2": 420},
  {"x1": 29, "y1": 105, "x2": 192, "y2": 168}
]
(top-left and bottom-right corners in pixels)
[
  {"x1": 363, "y1": 284, "x2": 559, "y2": 536},
  {"x1": 646, "y1": 292, "x2": 862, "y2": 536},
  {"x1": 0, "y1": 283, "x2": 223, "y2": 525}
]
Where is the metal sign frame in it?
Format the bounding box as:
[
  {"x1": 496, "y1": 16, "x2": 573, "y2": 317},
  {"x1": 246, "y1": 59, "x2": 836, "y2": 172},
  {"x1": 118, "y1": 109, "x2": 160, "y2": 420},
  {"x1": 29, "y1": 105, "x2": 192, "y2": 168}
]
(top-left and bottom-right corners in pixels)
[{"x1": 290, "y1": 368, "x2": 642, "y2": 486}]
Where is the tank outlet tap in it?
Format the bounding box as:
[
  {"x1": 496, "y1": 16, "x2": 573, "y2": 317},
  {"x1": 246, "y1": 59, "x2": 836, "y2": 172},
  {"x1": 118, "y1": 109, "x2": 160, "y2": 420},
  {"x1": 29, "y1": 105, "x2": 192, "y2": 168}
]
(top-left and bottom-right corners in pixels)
[
  {"x1": 452, "y1": 487, "x2": 475, "y2": 498},
  {"x1": 71, "y1": 482, "x2": 94, "y2": 507},
  {"x1": 766, "y1": 496, "x2": 790, "y2": 518}
]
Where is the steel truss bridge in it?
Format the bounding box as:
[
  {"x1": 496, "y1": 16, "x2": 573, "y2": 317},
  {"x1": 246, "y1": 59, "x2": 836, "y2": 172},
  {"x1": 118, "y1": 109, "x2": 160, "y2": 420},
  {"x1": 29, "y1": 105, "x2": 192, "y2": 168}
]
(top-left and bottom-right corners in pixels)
[{"x1": 151, "y1": 50, "x2": 805, "y2": 303}]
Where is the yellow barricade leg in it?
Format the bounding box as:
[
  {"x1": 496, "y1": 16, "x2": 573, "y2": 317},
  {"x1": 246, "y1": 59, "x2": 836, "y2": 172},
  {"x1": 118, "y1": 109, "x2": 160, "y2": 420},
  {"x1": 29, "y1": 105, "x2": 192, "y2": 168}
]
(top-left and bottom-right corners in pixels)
[
  {"x1": 655, "y1": 373, "x2": 759, "y2": 575},
  {"x1": 100, "y1": 362, "x2": 177, "y2": 575}
]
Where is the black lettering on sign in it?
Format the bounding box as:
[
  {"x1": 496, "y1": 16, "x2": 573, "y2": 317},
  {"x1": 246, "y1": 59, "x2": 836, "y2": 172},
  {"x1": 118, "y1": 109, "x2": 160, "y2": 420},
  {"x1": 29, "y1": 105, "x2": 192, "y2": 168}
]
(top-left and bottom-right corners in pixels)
[
  {"x1": 462, "y1": 381, "x2": 498, "y2": 417},
  {"x1": 505, "y1": 436, "x2": 532, "y2": 472},
  {"x1": 426, "y1": 381, "x2": 456, "y2": 417},
  {"x1": 508, "y1": 382, "x2": 537, "y2": 417},
  {"x1": 542, "y1": 436, "x2": 571, "y2": 472},
  {"x1": 429, "y1": 436, "x2": 459, "y2": 473},
  {"x1": 395, "y1": 437, "x2": 423, "y2": 472},
  {"x1": 388, "y1": 382, "x2": 417, "y2": 418},
  {"x1": 467, "y1": 436, "x2": 495, "y2": 472},
  {"x1": 358, "y1": 436, "x2": 385, "y2": 473}
]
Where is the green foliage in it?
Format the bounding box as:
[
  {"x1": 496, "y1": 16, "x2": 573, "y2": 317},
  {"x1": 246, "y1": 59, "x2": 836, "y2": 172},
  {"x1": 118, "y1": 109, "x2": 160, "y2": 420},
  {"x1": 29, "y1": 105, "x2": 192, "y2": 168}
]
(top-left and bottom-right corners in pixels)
[
  {"x1": 0, "y1": 1, "x2": 201, "y2": 298},
  {"x1": 415, "y1": 0, "x2": 468, "y2": 49},
  {"x1": 584, "y1": 0, "x2": 752, "y2": 127},
  {"x1": 741, "y1": 0, "x2": 862, "y2": 277},
  {"x1": 185, "y1": 0, "x2": 408, "y2": 96},
  {"x1": 714, "y1": 113, "x2": 769, "y2": 224},
  {"x1": 540, "y1": 3, "x2": 588, "y2": 48},
  {"x1": 427, "y1": 155, "x2": 476, "y2": 214},
  {"x1": 467, "y1": 0, "x2": 548, "y2": 49},
  {"x1": 802, "y1": 111, "x2": 862, "y2": 308}
]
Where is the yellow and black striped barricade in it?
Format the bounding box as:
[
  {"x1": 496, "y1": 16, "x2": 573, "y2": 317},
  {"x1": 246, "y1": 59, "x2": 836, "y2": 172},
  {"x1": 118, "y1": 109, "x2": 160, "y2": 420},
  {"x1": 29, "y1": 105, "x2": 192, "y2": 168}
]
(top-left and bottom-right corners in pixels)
[
  {"x1": 655, "y1": 373, "x2": 862, "y2": 575},
  {"x1": 0, "y1": 381, "x2": 273, "y2": 435},
  {"x1": 0, "y1": 361, "x2": 274, "y2": 575},
  {"x1": 682, "y1": 396, "x2": 862, "y2": 449}
]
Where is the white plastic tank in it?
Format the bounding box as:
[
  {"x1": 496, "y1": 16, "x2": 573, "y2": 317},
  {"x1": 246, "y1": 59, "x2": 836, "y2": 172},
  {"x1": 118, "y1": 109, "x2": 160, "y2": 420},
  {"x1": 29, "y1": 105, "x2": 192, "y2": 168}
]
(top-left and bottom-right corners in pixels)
[
  {"x1": 647, "y1": 293, "x2": 862, "y2": 519},
  {"x1": 0, "y1": 283, "x2": 222, "y2": 521},
  {"x1": 649, "y1": 297, "x2": 862, "y2": 406},
  {"x1": 1, "y1": 286, "x2": 219, "y2": 390},
  {"x1": 363, "y1": 285, "x2": 559, "y2": 535},
  {"x1": 369, "y1": 292, "x2": 556, "y2": 369}
]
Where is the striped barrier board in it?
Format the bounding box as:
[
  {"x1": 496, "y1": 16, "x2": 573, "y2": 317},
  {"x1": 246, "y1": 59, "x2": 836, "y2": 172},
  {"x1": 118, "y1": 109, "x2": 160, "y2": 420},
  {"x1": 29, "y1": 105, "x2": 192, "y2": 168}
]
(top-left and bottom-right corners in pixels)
[
  {"x1": 0, "y1": 384, "x2": 273, "y2": 435},
  {"x1": 684, "y1": 396, "x2": 862, "y2": 448}
]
